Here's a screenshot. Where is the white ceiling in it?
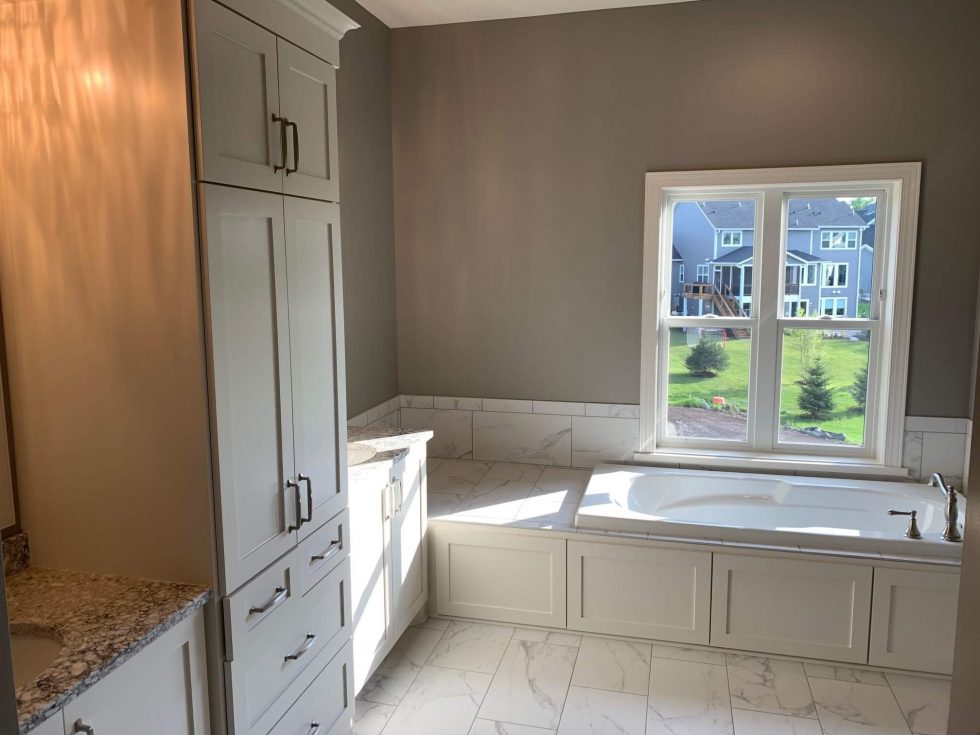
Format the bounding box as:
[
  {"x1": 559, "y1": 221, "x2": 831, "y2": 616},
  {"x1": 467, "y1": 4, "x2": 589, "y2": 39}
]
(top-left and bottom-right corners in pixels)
[{"x1": 357, "y1": 0, "x2": 704, "y2": 28}]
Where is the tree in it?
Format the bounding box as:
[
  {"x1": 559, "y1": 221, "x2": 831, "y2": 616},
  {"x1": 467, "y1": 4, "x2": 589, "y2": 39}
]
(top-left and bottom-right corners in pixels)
[
  {"x1": 798, "y1": 358, "x2": 835, "y2": 419},
  {"x1": 850, "y1": 364, "x2": 868, "y2": 409},
  {"x1": 849, "y1": 197, "x2": 875, "y2": 212},
  {"x1": 792, "y1": 326, "x2": 822, "y2": 381},
  {"x1": 685, "y1": 340, "x2": 729, "y2": 377}
]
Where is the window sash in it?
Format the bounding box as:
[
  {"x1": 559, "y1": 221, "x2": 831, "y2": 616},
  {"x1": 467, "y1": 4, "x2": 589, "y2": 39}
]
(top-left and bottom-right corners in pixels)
[{"x1": 641, "y1": 165, "x2": 920, "y2": 472}]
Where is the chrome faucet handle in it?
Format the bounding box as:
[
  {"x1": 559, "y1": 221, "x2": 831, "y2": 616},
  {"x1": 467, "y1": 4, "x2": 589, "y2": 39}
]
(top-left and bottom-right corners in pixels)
[{"x1": 888, "y1": 509, "x2": 922, "y2": 539}]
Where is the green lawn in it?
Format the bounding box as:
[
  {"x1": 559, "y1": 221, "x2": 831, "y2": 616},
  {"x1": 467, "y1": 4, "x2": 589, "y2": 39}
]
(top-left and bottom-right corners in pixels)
[{"x1": 667, "y1": 328, "x2": 869, "y2": 445}]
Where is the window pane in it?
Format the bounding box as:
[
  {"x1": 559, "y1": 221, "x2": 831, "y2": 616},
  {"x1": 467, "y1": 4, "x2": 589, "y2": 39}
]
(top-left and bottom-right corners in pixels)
[
  {"x1": 785, "y1": 196, "x2": 876, "y2": 318},
  {"x1": 665, "y1": 326, "x2": 751, "y2": 442},
  {"x1": 669, "y1": 200, "x2": 756, "y2": 316},
  {"x1": 778, "y1": 329, "x2": 871, "y2": 447}
]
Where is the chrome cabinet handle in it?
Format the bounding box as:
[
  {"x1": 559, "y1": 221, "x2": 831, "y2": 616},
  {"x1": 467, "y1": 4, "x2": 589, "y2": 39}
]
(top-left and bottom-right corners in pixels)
[
  {"x1": 308, "y1": 724, "x2": 321, "y2": 735},
  {"x1": 311, "y1": 538, "x2": 341, "y2": 563},
  {"x1": 272, "y1": 114, "x2": 289, "y2": 173},
  {"x1": 284, "y1": 633, "x2": 317, "y2": 661},
  {"x1": 299, "y1": 473, "x2": 313, "y2": 524},
  {"x1": 286, "y1": 120, "x2": 300, "y2": 175},
  {"x1": 287, "y1": 479, "x2": 303, "y2": 532},
  {"x1": 73, "y1": 721, "x2": 95, "y2": 735},
  {"x1": 249, "y1": 586, "x2": 287, "y2": 615}
]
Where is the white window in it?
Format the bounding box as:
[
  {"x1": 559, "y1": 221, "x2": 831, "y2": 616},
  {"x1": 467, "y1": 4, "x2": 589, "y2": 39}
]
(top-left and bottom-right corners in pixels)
[
  {"x1": 721, "y1": 230, "x2": 743, "y2": 247},
  {"x1": 823, "y1": 263, "x2": 848, "y2": 288},
  {"x1": 696, "y1": 264, "x2": 709, "y2": 282},
  {"x1": 678, "y1": 264, "x2": 685, "y2": 283},
  {"x1": 821, "y1": 230, "x2": 858, "y2": 249},
  {"x1": 821, "y1": 297, "x2": 847, "y2": 316},
  {"x1": 640, "y1": 163, "x2": 920, "y2": 476}
]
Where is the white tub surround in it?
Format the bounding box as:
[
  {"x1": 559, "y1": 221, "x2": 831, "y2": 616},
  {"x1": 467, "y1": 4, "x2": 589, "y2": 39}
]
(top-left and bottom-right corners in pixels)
[
  {"x1": 427, "y1": 459, "x2": 962, "y2": 675},
  {"x1": 367, "y1": 397, "x2": 970, "y2": 487},
  {"x1": 577, "y1": 465, "x2": 965, "y2": 560}
]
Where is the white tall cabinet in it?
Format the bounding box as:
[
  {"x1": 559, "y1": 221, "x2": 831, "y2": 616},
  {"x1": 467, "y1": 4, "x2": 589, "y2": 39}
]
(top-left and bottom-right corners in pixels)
[{"x1": 189, "y1": 0, "x2": 358, "y2": 733}]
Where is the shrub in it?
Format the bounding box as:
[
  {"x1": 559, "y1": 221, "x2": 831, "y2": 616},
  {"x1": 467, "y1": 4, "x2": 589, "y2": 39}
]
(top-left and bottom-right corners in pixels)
[
  {"x1": 798, "y1": 357, "x2": 835, "y2": 419},
  {"x1": 685, "y1": 341, "x2": 729, "y2": 377}
]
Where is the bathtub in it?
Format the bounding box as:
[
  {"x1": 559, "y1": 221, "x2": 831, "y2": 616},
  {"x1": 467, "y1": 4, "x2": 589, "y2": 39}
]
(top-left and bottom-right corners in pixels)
[{"x1": 576, "y1": 464, "x2": 965, "y2": 559}]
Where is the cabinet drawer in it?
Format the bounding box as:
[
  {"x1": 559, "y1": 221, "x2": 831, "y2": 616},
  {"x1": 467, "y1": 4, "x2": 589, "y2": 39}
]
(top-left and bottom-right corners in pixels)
[
  {"x1": 298, "y1": 509, "x2": 349, "y2": 595},
  {"x1": 226, "y1": 557, "x2": 351, "y2": 735},
  {"x1": 224, "y1": 552, "x2": 299, "y2": 659},
  {"x1": 268, "y1": 643, "x2": 353, "y2": 735}
]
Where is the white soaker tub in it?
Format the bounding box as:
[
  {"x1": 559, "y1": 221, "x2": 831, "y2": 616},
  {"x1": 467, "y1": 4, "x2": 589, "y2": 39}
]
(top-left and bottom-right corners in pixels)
[{"x1": 576, "y1": 464, "x2": 965, "y2": 559}]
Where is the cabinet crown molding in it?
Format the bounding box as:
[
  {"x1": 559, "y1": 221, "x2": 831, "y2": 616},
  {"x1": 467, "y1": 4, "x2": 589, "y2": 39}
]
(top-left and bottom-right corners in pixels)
[{"x1": 279, "y1": 0, "x2": 360, "y2": 40}]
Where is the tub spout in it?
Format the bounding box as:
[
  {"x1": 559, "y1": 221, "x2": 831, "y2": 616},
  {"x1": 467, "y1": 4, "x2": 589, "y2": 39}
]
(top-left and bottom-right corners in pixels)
[{"x1": 928, "y1": 473, "x2": 962, "y2": 543}]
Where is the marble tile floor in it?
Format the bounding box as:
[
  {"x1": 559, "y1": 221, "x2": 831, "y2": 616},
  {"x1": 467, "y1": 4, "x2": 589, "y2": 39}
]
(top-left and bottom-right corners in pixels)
[{"x1": 353, "y1": 618, "x2": 950, "y2": 735}]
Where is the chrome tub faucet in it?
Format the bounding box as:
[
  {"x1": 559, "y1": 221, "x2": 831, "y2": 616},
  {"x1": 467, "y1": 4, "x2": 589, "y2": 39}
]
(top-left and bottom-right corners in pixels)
[{"x1": 928, "y1": 472, "x2": 963, "y2": 543}]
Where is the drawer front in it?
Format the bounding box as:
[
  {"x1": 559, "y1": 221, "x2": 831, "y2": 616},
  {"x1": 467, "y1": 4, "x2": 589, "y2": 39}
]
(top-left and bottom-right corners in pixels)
[
  {"x1": 227, "y1": 558, "x2": 351, "y2": 735},
  {"x1": 268, "y1": 643, "x2": 353, "y2": 735},
  {"x1": 224, "y1": 551, "x2": 300, "y2": 660},
  {"x1": 298, "y1": 509, "x2": 349, "y2": 595},
  {"x1": 711, "y1": 553, "x2": 872, "y2": 663}
]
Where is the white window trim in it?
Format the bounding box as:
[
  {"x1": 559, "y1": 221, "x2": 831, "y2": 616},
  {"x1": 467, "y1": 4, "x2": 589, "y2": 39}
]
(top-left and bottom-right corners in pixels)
[
  {"x1": 638, "y1": 162, "x2": 921, "y2": 477},
  {"x1": 820, "y1": 296, "x2": 847, "y2": 316},
  {"x1": 801, "y1": 263, "x2": 818, "y2": 286},
  {"x1": 696, "y1": 264, "x2": 709, "y2": 282},
  {"x1": 720, "y1": 229, "x2": 743, "y2": 247},
  {"x1": 822, "y1": 262, "x2": 848, "y2": 288},
  {"x1": 678, "y1": 264, "x2": 685, "y2": 283}
]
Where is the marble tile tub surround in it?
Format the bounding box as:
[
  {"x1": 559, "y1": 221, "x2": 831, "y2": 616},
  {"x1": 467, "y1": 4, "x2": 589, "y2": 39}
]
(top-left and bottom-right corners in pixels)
[
  {"x1": 350, "y1": 395, "x2": 972, "y2": 483},
  {"x1": 354, "y1": 616, "x2": 951, "y2": 735},
  {"x1": 6, "y1": 566, "x2": 210, "y2": 733}
]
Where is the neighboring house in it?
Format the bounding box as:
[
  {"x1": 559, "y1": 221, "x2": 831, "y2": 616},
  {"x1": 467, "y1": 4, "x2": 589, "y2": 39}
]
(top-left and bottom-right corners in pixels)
[
  {"x1": 857, "y1": 201, "x2": 876, "y2": 309},
  {"x1": 670, "y1": 198, "x2": 870, "y2": 318}
]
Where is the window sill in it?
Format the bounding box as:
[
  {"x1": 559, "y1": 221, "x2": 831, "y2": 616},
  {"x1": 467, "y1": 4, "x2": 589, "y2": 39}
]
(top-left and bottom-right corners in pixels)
[{"x1": 632, "y1": 450, "x2": 911, "y2": 480}]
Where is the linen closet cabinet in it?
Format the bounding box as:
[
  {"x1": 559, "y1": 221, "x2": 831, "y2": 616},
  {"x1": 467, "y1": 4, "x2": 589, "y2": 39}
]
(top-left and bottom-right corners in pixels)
[{"x1": 189, "y1": 1, "x2": 358, "y2": 733}]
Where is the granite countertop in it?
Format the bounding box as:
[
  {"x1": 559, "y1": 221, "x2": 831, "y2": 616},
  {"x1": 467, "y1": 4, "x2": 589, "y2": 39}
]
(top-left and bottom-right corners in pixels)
[
  {"x1": 6, "y1": 567, "x2": 210, "y2": 733},
  {"x1": 347, "y1": 425, "x2": 433, "y2": 473}
]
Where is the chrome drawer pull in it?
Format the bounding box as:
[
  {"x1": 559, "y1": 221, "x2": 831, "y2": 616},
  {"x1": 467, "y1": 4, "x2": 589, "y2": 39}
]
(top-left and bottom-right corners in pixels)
[
  {"x1": 249, "y1": 586, "x2": 287, "y2": 615},
  {"x1": 73, "y1": 721, "x2": 95, "y2": 734},
  {"x1": 284, "y1": 633, "x2": 317, "y2": 662},
  {"x1": 308, "y1": 724, "x2": 321, "y2": 735},
  {"x1": 311, "y1": 539, "x2": 341, "y2": 563}
]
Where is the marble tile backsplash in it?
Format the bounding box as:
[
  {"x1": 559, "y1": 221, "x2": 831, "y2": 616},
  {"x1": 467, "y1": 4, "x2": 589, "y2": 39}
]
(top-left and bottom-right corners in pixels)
[{"x1": 349, "y1": 395, "x2": 972, "y2": 487}]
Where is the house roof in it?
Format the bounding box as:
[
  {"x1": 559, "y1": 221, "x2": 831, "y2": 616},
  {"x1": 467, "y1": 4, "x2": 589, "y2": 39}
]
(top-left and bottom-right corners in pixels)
[
  {"x1": 672, "y1": 246, "x2": 683, "y2": 261},
  {"x1": 696, "y1": 198, "x2": 868, "y2": 230},
  {"x1": 710, "y1": 248, "x2": 824, "y2": 265},
  {"x1": 786, "y1": 198, "x2": 868, "y2": 229}
]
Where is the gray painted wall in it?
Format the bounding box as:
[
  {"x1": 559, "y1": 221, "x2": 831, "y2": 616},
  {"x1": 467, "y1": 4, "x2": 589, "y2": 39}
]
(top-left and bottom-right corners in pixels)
[
  {"x1": 333, "y1": 0, "x2": 399, "y2": 418},
  {"x1": 390, "y1": 0, "x2": 980, "y2": 416}
]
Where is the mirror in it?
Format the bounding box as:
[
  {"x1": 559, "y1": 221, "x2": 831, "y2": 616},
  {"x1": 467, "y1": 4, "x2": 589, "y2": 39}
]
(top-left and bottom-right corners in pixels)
[{"x1": 0, "y1": 311, "x2": 18, "y2": 535}]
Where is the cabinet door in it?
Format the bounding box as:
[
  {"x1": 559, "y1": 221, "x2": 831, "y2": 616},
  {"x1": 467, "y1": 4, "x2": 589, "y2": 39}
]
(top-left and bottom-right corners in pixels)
[
  {"x1": 869, "y1": 566, "x2": 959, "y2": 674},
  {"x1": 203, "y1": 185, "x2": 297, "y2": 594},
  {"x1": 278, "y1": 39, "x2": 340, "y2": 202},
  {"x1": 390, "y1": 449, "x2": 428, "y2": 633},
  {"x1": 349, "y1": 466, "x2": 392, "y2": 692},
  {"x1": 284, "y1": 197, "x2": 346, "y2": 538},
  {"x1": 195, "y1": 0, "x2": 284, "y2": 192},
  {"x1": 62, "y1": 613, "x2": 209, "y2": 735}
]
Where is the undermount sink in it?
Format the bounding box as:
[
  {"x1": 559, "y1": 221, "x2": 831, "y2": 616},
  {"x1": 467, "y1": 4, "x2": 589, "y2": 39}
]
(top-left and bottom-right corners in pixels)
[
  {"x1": 348, "y1": 443, "x2": 377, "y2": 467},
  {"x1": 10, "y1": 628, "x2": 64, "y2": 688}
]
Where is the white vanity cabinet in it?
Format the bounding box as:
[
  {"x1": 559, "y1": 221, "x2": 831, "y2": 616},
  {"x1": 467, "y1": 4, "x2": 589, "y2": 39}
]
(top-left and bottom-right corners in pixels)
[
  {"x1": 54, "y1": 612, "x2": 209, "y2": 735},
  {"x1": 349, "y1": 443, "x2": 429, "y2": 691},
  {"x1": 194, "y1": 0, "x2": 343, "y2": 201}
]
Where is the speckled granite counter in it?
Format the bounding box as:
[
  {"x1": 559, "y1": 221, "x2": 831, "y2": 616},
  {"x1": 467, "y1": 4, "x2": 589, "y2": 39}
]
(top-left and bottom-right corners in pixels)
[
  {"x1": 347, "y1": 425, "x2": 433, "y2": 474},
  {"x1": 6, "y1": 567, "x2": 210, "y2": 733}
]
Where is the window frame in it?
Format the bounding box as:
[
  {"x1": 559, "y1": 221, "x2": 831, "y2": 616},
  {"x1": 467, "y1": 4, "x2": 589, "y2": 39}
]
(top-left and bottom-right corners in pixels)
[
  {"x1": 821, "y1": 229, "x2": 859, "y2": 249},
  {"x1": 696, "y1": 264, "x2": 709, "y2": 283},
  {"x1": 639, "y1": 163, "x2": 921, "y2": 477},
  {"x1": 678, "y1": 264, "x2": 685, "y2": 283},
  {"x1": 720, "y1": 229, "x2": 743, "y2": 247},
  {"x1": 822, "y1": 262, "x2": 848, "y2": 288}
]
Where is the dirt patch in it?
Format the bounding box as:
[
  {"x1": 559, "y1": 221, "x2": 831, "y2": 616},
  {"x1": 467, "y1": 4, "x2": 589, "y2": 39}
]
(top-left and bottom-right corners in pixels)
[{"x1": 666, "y1": 406, "x2": 846, "y2": 445}]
